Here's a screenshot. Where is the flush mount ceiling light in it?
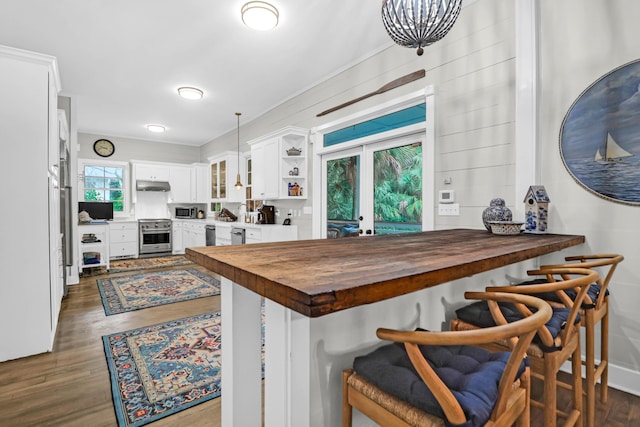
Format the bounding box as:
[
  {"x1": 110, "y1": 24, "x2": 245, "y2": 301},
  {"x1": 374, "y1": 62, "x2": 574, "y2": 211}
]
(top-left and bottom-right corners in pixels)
[
  {"x1": 177, "y1": 86, "x2": 204, "y2": 100},
  {"x1": 234, "y1": 112, "x2": 243, "y2": 190},
  {"x1": 381, "y1": 0, "x2": 462, "y2": 56},
  {"x1": 241, "y1": 1, "x2": 279, "y2": 31},
  {"x1": 146, "y1": 124, "x2": 166, "y2": 133}
]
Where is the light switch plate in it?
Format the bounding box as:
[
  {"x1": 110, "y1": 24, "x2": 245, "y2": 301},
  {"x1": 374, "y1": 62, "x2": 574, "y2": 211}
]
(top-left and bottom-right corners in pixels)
[{"x1": 438, "y1": 203, "x2": 460, "y2": 216}]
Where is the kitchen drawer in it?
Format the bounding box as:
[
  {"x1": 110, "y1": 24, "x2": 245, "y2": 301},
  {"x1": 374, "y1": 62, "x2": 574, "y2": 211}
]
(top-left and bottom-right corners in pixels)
[
  {"x1": 110, "y1": 222, "x2": 137, "y2": 231},
  {"x1": 186, "y1": 221, "x2": 206, "y2": 230},
  {"x1": 110, "y1": 242, "x2": 138, "y2": 258},
  {"x1": 110, "y1": 229, "x2": 137, "y2": 244},
  {"x1": 245, "y1": 228, "x2": 262, "y2": 242}
]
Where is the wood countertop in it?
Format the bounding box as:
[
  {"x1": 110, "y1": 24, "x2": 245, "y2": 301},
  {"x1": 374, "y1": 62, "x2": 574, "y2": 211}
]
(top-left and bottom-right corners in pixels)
[{"x1": 186, "y1": 228, "x2": 585, "y2": 318}]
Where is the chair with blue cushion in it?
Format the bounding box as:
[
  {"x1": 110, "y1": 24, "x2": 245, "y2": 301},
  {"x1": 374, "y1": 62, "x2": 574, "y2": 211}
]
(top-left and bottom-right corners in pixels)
[
  {"x1": 451, "y1": 267, "x2": 599, "y2": 427},
  {"x1": 534, "y1": 254, "x2": 623, "y2": 427},
  {"x1": 342, "y1": 292, "x2": 553, "y2": 427}
]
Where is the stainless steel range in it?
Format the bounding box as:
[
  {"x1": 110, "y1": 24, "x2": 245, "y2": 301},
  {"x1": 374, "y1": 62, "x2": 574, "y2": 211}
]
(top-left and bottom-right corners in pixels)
[{"x1": 138, "y1": 219, "x2": 172, "y2": 257}]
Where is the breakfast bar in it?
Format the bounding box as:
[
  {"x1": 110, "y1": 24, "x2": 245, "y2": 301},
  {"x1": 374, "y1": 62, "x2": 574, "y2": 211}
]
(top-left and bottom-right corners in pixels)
[{"x1": 186, "y1": 228, "x2": 585, "y2": 426}]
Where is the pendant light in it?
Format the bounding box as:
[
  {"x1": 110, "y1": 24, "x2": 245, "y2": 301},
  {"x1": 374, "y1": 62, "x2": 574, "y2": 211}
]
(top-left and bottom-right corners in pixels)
[
  {"x1": 234, "y1": 112, "x2": 243, "y2": 190},
  {"x1": 381, "y1": 0, "x2": 463, "y2": 56}
]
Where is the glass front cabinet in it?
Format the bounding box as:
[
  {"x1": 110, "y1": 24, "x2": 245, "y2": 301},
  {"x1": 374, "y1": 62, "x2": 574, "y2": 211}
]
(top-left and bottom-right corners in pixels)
[{"x1": 209, "y1": 152, "x2": 243, "y2": 203}]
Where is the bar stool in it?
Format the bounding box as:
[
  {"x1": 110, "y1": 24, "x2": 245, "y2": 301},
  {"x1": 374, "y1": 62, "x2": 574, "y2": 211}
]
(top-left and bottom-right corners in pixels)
[
  {"x1": 342, "y1": 292, "x2": 553, "y2": 427},
  {"x1": 534, "y1": 254, "x2": 623, "y2": 427},
  {"x1": 451, "y1": 267, "x2": 599, "y2": 427}
]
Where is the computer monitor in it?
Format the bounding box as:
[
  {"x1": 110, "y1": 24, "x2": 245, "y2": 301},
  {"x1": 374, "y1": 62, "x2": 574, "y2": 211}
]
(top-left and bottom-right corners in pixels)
[{"x1": 78, "y1": 201, "x2": 114, "y2": 220}]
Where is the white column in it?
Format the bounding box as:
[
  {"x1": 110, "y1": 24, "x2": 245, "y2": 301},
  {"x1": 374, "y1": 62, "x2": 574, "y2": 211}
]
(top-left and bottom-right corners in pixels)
[
  {"x1": 264, "y1": 299, "x2": 311, "y2": 427},
  {"x1": 515, "y1": 0, "x2": 539, "y2": 219},
  {"x1": 220, "y1": 277, "x2": 262, "y2": 427}
]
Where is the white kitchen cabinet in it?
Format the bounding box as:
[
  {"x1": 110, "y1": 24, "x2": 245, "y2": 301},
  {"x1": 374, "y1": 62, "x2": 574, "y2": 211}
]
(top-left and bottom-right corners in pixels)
[
  {"x1": 172, "y1": 220, "x2": 206, "y2": 254},
  {"x1": 134, "y1": 163, "x2": 170, "y2": 181},
  {"x1": 193, "y1": 163, "x2": 210, "y2": 203},
  {"x1": 250, "y1": 138, "x2": 280, "y2": 200},
  {"x1": 169, "y1": 166, "x2": 192, "y2": 203},
  {"x1": 184, "y1": 221, "x2": 206, "y2": 249},
  {"x1": 215, "y1": 223, "x2": 232, "y2": 246},
  {"x1": 245, "y1": 227, "x2": 263, "y2": 244},
  {"x1": 0, "y1": 45, "x2": 62, "y2": 361},
  {"x1": 248, "y1": 126, "x2": 308, "y2": 201},
  {"x1": 109, "y1": 221, "x2": 138, "y2": 259},
  {"x1": 172, "y1": 220, "x2": 184, "y2": 254},
  {"x1": 78, "y1": 224, "x2": 110, "y2": 271},
  {"x1": 209, "y1": 152, "x2": 244, "y2": 203}
]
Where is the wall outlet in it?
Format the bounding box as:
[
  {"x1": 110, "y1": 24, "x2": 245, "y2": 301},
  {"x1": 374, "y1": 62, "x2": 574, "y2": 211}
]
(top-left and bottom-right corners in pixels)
[{"x1": 438, "y1": 203, "x2": 460, "y2": 216}]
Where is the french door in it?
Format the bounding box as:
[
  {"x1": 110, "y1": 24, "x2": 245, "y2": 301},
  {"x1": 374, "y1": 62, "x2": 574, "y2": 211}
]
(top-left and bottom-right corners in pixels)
[{"x1": 321, "y1": 133, "x2": 426, "y2": 238}]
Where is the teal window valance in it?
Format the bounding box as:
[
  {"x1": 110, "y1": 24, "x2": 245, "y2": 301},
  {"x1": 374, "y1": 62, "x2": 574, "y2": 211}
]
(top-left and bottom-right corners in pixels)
[{"x1": 323, "y1": 102, "x2": 426, "y2": 147}]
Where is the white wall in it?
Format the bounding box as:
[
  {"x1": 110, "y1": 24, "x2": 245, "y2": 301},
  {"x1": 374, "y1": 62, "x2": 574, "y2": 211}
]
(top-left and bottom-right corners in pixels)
[
  {"x1": 538, "y1": 0, "x2": 640, "y2": 392},
  {"x1": 78, "y1": 132, "x2": 200, "y2": 164}
]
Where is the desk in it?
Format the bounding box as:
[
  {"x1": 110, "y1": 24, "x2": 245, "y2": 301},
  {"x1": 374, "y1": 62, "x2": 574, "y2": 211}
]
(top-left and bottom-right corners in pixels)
[{"x1": 187, "y1": 229, "x2": 585, "y2": 426}]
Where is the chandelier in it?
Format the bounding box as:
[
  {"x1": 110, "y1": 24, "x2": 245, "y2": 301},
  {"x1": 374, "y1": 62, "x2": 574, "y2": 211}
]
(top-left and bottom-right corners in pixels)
[{"x1": 381, "y1": 0, "x2": 463, "y2": 56}]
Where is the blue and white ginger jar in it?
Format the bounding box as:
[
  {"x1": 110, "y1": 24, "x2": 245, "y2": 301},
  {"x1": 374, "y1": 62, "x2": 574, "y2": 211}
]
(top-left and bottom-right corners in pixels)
[{"x1": 482, "y1": 198, "x2": 512, "y2": 231}]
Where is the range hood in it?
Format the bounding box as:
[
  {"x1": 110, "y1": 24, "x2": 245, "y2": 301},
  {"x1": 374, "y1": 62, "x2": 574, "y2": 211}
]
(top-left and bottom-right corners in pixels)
[{"x1": 136, "y1": 180, "x2": 171, "y2": 192}]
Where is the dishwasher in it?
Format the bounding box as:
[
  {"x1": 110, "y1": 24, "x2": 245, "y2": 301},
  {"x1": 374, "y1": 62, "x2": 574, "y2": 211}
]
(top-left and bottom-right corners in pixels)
[
  {"x1": 205, "y1": 224, "x2": 216, "y2": 246},
  {"x1": 231, "y1": 227, "x2": 245, "y2": 245}
]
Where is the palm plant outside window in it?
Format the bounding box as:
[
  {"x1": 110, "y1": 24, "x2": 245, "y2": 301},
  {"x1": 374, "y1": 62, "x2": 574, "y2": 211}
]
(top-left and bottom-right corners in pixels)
[
  {"x1": 326, "y1": 142, "x2": 422, "y2": 237},
  {"x1": 82, "y1": 165, "x2": 124, "y2": 212}
]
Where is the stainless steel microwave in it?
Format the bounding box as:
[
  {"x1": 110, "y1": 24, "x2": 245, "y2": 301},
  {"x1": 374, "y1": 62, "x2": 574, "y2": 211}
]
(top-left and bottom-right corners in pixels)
[{"x1": 175, "y1": 206, "x2": 196, "y2": 218}]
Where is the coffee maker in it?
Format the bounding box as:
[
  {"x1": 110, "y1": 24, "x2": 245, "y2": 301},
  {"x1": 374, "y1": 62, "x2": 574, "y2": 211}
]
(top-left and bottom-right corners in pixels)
[{"x1": 258, "y1": 205, "x2": 276, "y2": 224}]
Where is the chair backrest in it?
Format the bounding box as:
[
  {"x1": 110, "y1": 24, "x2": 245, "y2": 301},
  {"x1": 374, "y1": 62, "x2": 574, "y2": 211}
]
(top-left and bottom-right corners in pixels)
[
  {"x1": 541, "y1": 254, "x2": 623, "y2": 309},
  {"x1": 376, "y1": 292, "x2": 552, "y2": 426},
  {"x1": 485, "y1": 267, "x2": 600, "y2": 350}
]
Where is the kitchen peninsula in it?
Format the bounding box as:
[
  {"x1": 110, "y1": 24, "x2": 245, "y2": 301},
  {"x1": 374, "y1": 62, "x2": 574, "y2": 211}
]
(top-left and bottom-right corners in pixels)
[{"x1": 186, "y1": 228, "x2": 585, "y2": 426}]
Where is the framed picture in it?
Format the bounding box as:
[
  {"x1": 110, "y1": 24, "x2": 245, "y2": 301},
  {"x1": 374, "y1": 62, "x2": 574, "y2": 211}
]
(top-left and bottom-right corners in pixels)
[{"x1": 560, "y1": 59, "x2": 640, "y2": 205}]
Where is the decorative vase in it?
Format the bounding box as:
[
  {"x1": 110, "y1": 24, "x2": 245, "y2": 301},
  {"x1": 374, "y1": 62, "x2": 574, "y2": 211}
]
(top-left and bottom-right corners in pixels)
[{"x1": 482, "y1": 198, "x2": 512, "y2": 231}]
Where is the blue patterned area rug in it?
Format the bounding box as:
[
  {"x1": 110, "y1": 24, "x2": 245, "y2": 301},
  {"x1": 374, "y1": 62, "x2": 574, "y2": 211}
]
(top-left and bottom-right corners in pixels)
[
  {"x1": 97, "y1": 268, "x2": 220, "y2": 316},
  {"x1": 103, "y1": 312, "x2": 222, "y2": 427}
]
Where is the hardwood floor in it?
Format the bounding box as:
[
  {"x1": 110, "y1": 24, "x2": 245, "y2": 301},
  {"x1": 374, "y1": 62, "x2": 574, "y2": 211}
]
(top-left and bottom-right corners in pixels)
[
  {"x1": 0, "y1": 264, "x2": 222, "y2": 427},
  {"x1": 1, "y1": 263, "x2": 639, "y2": 426}
]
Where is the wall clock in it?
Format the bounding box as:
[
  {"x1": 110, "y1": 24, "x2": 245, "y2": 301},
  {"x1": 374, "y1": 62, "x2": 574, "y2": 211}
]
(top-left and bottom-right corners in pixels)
[{"x1": 93, "y1": 139, "x2": 115, "y2": 157}]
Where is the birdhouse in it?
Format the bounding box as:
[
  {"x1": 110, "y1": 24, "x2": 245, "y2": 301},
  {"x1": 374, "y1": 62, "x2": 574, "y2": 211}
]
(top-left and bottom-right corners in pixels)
[{"x1": 523, "y1": 186, "x2": 550, "y2": 233}]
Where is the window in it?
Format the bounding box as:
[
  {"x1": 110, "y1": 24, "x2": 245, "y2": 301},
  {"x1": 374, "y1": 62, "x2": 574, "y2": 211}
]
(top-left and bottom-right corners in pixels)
[
  {"x1": 79, "y1": 160, "x2": 128, "y2": 214},
  {"x1": 313, "y1": 87, "x2": 435, "y2": 238}
]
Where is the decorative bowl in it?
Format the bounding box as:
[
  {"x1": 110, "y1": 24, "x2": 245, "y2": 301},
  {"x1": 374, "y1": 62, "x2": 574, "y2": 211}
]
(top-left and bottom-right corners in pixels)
[
  {"x1": 488, "y1": 221, "x2": 524, "y2": 235},
  {"x1": 286, "y1": 147, "x2": 302, "y2": 156}
]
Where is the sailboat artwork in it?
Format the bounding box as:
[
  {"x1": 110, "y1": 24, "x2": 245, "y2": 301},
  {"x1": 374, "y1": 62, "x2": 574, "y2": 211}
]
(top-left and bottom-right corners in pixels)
[
  {"x1": 560, "y1": 59, "x2": 640, "y2": 205},
  {"x1": 594, "y1": 133, "x2": 633, "y2": 163}
]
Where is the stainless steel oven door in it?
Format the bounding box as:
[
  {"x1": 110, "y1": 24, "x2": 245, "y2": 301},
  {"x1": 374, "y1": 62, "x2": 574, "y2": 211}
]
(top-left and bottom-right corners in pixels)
[{"x1": 139, "y1": 228, "x2": 171, "y2": 255}]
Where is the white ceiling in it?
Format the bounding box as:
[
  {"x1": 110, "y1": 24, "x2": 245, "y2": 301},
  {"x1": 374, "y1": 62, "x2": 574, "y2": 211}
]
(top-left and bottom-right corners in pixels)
[{"x1": 0, "y1": 1, "x2": 394, "y2": 146}]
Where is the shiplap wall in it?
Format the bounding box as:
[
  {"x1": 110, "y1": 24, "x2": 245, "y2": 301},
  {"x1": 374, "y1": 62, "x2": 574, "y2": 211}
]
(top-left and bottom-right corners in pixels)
[
  {"x1": 200, "y1": 0, "x2": 516, "y2": 241},
  {"x1": 538, "y1": 0, "x2": 640, "y2": 393}
]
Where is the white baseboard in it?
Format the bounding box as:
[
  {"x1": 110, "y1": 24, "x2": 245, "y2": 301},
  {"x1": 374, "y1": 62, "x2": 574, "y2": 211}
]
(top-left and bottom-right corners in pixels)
[{"x1": 560, "y1": 360, "x2": 640, "y2": 397}]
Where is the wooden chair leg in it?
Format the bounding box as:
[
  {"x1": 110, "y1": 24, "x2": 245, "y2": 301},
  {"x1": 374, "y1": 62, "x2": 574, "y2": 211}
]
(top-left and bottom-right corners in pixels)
[
  {"x1": 544, "y1": 358, "x2": 557, "y2": 427},
  {"x1": 601, "y1": 305, "x2": 609, "y2": 403},
  {"x1": 585, "y1": 311, "x2": 596, "y2": 427},
  {"x1": 572, "y1": 346, "x2": 584, "y2": 427},
  {"x1": 342, "y1": 369, "x2": 353, "y2": 427},
  {"x1": 516, "y1": 368, "x2": 531, "y2": 427}
]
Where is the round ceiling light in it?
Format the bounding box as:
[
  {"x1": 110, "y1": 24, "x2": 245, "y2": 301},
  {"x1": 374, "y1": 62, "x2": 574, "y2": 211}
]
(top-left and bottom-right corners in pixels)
[
  {"x1": 177, "y1": 86, "x2": 204, "y2": 100},
  {"x1": 146, "y1": 124, "x2": 166, "y2": 133},
  {"x1": 241, "y1": 1, "x2": 279, "y2": 31}
]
